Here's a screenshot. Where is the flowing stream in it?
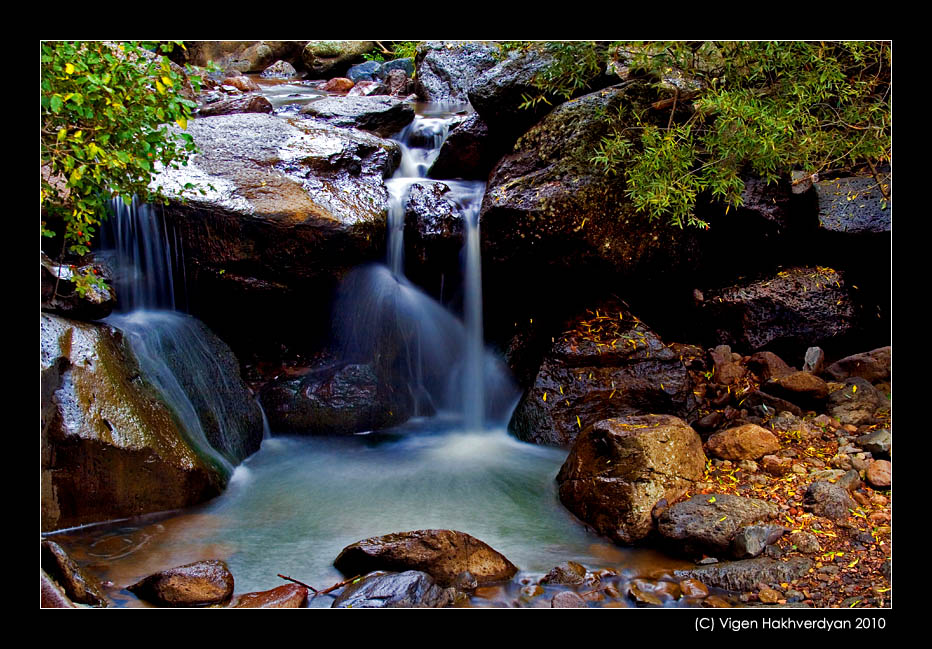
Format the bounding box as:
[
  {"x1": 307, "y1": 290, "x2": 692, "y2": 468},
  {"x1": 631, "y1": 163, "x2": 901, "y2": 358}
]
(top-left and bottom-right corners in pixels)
[{"x1": 50, "y1": 94, "x2": 692, "y2": 607}]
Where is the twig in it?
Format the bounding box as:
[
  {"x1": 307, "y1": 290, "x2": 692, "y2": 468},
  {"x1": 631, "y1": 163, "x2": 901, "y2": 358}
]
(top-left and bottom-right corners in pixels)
[
  {"x1": 314, "y1": 575, "x2": 364, "y2": 597},
  {"x1": 277, "y1": 573, "x2": 318, "y2": 594},
  {"x1": 865, "y1": 158, "x2": 891, "y2": 201},
  {"x1": 651, "y1": 90, "x2": 700, "y2": 111},
  {"x1": 667, "y1": 88, "x2": 679, "y2": 130}
]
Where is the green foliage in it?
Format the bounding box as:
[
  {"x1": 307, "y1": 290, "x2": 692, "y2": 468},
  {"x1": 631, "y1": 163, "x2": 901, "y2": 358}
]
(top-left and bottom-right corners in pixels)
[
  {"x1": 40, "y1": 40, "x2": 202, "y2": 258},
  {"x1": 364, "y1": 41, "x2": 420, "y2": 62},
  {"x1": 522, "y1": 41, "x2": 891, "y2": 228}
]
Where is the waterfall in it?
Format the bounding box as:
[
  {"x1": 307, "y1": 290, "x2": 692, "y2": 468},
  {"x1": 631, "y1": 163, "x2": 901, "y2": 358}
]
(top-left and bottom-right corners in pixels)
[
  {"x1": 100, "y1": 200, "x2": 258, "y2": 477},
  {"x1": 335, "y1": 109, "x2": 518, "y2": 431}
]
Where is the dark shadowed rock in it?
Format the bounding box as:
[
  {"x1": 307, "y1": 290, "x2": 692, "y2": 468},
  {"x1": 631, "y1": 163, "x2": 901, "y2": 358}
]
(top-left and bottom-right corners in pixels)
[
  {"x1": 674, "y1": 557, "x2": 812, "y2": 592},
  {"x1": 41, "y1": 252, "x2": 115, "y2": 321},
  {"x1": 232, "y1": 583, "x2": 308, "y2": 608},
  {"x1": 557, "y1": 415, "x2": 707, "y2": 545},
  {"x1": 41, "y1": 539, "x2": 109, "y2": 607},
  {"x1": 41, "y1": 570, "x2": 76, "y2": 608},
  {"x1": 510, "y1": 303, "x2": 695, "y2": 447},
  {"x1": 697, "y1": 266, "x2": 857, "y2": 358},
  {"x1": 746, "y1": 351, "x2": 794, "y2": 381},
  {"x1": 824, "y1": 347, "x2": 891, "y2": 383},
  {"x1": 334, "y1": 529, "x2": 518, "y2": 587},
  {"x1": 816, "y1": 173, "x2": 891, "y2": 235},
  {"x1": 656, "y1": 494, "x2": 780, "y2": 556},
  {"x1": 428, "y1": 113, "x2": 502, "y2": 181},
  {"x1": 332, "y1": 570, "x2": 456, "y2": 608},
  {"x1": 259, "y1": 362, "x2": 411, "y2": 435},
  {"x1": 128, "y1": 560, "x2": 234, "y2": 607}
]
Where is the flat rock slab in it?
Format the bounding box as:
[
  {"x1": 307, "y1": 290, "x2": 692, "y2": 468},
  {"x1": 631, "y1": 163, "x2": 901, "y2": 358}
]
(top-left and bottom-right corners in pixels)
[
  {"x1": 657, "y1": 494, "x2": 780, "y2": 556},
  {"x1": 674, "y1": 557, "x2": 812, "y2": 592},
  {"x1": 128, "y1": 560, "x2": 234, "y2": 607},
  {"x1": 334, "y1": 529, "x2": 518, "y2": 587},
  {"x1": 299, "y1": 95, "x2": 415, "y2": 137},
  {"x1": 232, "y1": 583, "x2": 308, "y2": 608}
]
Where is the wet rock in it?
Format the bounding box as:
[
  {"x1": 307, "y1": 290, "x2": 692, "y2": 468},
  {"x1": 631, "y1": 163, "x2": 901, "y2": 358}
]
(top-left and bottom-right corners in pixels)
[
  {"x1": 746, "y1": 351, "x2": 794, "y2": 381},
  {"x1": 827, "y1": 378, "x2": 888, "y2": 426},
  {"x1": 260, "y1": 59, "x2": 298, "y2": 79},
  {"x1": 541, "y1": 561, "x2": 589, "y2": 586},
  {"x1": 628, "y1": 578, "x2": 681, "y2": 606},
  {"x1": 128, "y1": 560, "x2": 234, "y2": 607},
  {"x1": 704, "y1": 424, "x2": 782, "y2": 461},
  {"x1": 232, "y1": 583, "x2": 308, "y2": 608},
  {"x1": 414, "y1": 41, "x2": 499, "y2": 104},
  {"x1": 346, "y1": 60, "x2": 383, "y2": 83},
  {"x1": 222, "y1": 73, "x2": 261, "y2": 92},
  {"x1": 679, "y1": 578, "x2": 709, "y2": 598},
  {"x1": 41, "y1": 251, "x2": 116, "y2": 321},
  {"x1": 376, "y1": 69, "x2": 413, "y2": 97},
  {"x1": 41, "y1": 313, "x2": 225, "y2": 531},
  {"x1": 510, "y1": 302, "x2": 695, "y2": 447},
  {"x1": 334, "y1": 529, "x2": 518, "y2": 587},
  {"x1": 551, "y1": 591, "x2": 588, "y2": 608},
  {"x1": 197, "y1": 93, "x2": 274, "y2": 117},
  {"x1": 332, "y1": 570, "x2": 455, "y2": 608},
  {"x1": 674, "y1": 557, "x2": 812, "y2": 592},
  {"x1": 824, "y1": 347, "x2": 891, "y2": 383},
  {"x1": 656, "y1": 494, "x2": 780, "y2": 556},
  {"x1": 697, "y1": 266, "x2": 857, "y2": 359},
  {"x1": 322, "y1": 77, "x2": 354, "y2": 93},
  {"x1": 299, "y1": 95, "x2": 415, "y2": 138},
  {"x1": 302, "y1": 41, "x2": 376, "y2": 77},
  {"x1": 428, "y1": 113, "x2": 501, "y2": 181},
  {"x1": 803, "y1": 480, "x2": 857, "y2": 520},
  {"x1": 856, "y1": 428, "x2": 891, "y2": 457},
  {"x1": 866, "y1": 459, "x2": 891, "y2": 488},
  {"x1": 41, "y1": 539, "x2": 109, "y2": 607},
  {"x1": 41, "y1": 570, "x2": 76, "y2": 608},
  {"x1": 259, "y1": 362, "x2": 411, "y2": 435},
  {"x1": 153, "y1": 113, "x2": 400, "y2": 355},
  {"x1": 557, "y1": 415, "x2": 707, "y2": 544}
]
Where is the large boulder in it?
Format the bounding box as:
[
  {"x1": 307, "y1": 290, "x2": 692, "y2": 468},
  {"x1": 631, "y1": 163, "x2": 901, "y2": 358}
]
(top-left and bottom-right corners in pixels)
[
  {"x1": 128, "y1": 560, "x2": 234, "y2": 607},
  {"x1": 299, "y1": 95, "x2": 415, "y2": 138},
  {"x1": 334, "y1": 529, "x2": 518, "y2": 587},
  {"x1": 427, "y1": 112, "x2": 503, "y2": 181},
  {"x1": 414, "y1": 41, "x2": 499, "y2": 104},
  {"x1": 509, "y1": 302, "x2": 695, "y2": 447},
  {"x1": 302, "y1": 41, "x2": 376, "y2": 78},
  {"x1": 556, "y1": 415, "x2": 707, "y2": 544},
  {"x1": 695, "y1": 266, "x2": 858, "y2": 359},
  {"x1": 152, "y1": 113, "x2": 401, "y2": 357},
  {"x1": 41, "y1": 313, "x2": 226, "y2": 531}
]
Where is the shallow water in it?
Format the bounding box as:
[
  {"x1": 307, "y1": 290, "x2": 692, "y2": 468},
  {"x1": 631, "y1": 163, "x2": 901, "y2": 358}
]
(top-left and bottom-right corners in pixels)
[{"x1": 50, "y1": 419, "x2": 695, "y2": 607}]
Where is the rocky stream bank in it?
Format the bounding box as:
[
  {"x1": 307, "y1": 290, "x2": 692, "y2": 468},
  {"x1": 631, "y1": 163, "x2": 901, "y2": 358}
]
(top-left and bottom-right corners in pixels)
[{"x1": 41, "y1": 41, "x2": 891, "y2": 609}]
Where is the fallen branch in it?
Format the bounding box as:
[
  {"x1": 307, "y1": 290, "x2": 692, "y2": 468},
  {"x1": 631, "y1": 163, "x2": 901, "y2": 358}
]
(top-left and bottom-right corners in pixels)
[
  {"x1": 315, "y1": 575, "x2": 365, "y2": 597},
  {"x1": 651, "y1": 90, "x2": 700, "y2": 111},
  {"x1": 277, "y1": 573, "x2": 318, "y2": 594}
]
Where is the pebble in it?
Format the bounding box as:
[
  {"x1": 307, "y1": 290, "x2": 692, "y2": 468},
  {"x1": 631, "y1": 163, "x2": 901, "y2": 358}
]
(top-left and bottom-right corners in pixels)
[
  {"x1": 759, "y1": 587, "x2": 781, "y2": 604},
  {"x1": 866, "y1": 459, "x2": 891, "y2": 488},
  {"x1": 551, "y1": 591, "x2": 587, "y2": 608}
]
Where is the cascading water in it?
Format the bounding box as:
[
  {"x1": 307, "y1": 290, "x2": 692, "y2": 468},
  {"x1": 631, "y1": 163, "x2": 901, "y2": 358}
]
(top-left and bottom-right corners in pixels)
[{"x1": 336, "y1": 111, "x2": 518, "y2": 430}]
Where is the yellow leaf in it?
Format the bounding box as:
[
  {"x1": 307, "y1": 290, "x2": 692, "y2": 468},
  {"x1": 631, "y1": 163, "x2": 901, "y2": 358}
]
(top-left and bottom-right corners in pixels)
[
  {"x1": 708, "y1": 496, "x2": 716, "y2": 503},
  {"x1": 176, "y1": 116, "x2": 188, "y2": 130},
  {"x1": 65, "y1": 63, "x2": 75, "y2": 74},
  {"x1": 542, "y1": 392, "x2": 547, "y2": 402},
  {"x1": 576, "y1": 415, "x2": 581, "y2": 428},
  {"x1": 161, "y1": 75, "x2": 174, "y2": 87},
  {"x1": 156, "y1": 80, "x2": 166, "y2": 94}
]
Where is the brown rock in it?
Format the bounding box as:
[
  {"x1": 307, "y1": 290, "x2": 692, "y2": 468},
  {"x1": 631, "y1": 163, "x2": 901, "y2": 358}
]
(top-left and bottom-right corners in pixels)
[
  {"x1": 765, "y1": 371, "x2": 829, "y2": 405},
  {"x1": 232, "y1": 583, "x2": 308, "y2": 608},
  {"x1": 759, "y1": 587, "x2": 781, "y2": 603},
  {"x1": 551, "y1": 591, "x2": 587, "y2": 608},
  {"x1": 557, "y1": 415, "x2": 707, "y2": 544},
  {"x1": 222, "y1": 75, "x2": 261, "y2": 92},
  {"x1": 711, "y1": 345, "x2": 747, "y2": 385},
  {"x1": 128, "y1": 560, "x2": 234, "y2": 607},
  {"x1": 746, "y1": 351, "x2": 794, "y2": 381},
  {"x1": 679, "y1": 578, "x2": 709, "y2": 598},
  {"x1": 824, "y1": 347, "x2": 891, "y2": 383},
  {"x1": 323, "y1": 77, "x2": 355, "y2": 93},
  {"x1": 41, "y1": 540, "x2": 109, "y2": 607},
  {"x1": 41, "y1": 570, "x2": 76, "y2": 608},
  {"x1": 333, "y1": 529, "x2": 518, "y2": 587},
  {"x1": 705, "y1": 424, "x2": 782, "y2": 460},
  {"x1": 866, "y1": 459, "x2": 891, "y2": 488}
]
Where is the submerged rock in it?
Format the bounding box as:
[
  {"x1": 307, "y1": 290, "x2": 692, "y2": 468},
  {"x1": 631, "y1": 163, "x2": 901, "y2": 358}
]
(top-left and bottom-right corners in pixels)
[
  {"x1": 334, "y1": 529, "x2": 518, "y2": 587},
  {"x1": 128, "y1": 559, "x2": 234, "y2": 607},
  {"x1": 332, "y1": 570, "x2": 456, "y2": 608},
  {"x1": 557, "y1": 415, "x2": 707, "y2": 545},
  {"x1": 232, "y1": 583, "x2": 308, "y2": 608}
]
